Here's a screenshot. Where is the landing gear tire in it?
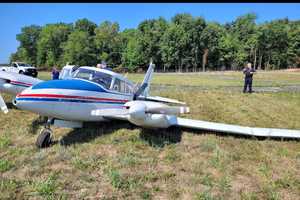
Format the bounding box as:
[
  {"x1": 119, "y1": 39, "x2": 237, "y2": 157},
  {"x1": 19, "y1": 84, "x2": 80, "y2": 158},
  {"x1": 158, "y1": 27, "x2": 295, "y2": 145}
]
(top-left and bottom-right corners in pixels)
[{"x1": 36, "y1": 128, "x2": 52, "y2": 148}]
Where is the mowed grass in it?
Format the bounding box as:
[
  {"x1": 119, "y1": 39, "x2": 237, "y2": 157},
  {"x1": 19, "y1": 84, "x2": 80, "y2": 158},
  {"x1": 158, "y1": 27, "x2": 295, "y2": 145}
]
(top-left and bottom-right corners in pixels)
[
  {"x1": 0, "y1": 70, "x2": 300, "y2": 199},
  {"x1": 126, "y1": 70, "x2": 300, "y2": 87}
]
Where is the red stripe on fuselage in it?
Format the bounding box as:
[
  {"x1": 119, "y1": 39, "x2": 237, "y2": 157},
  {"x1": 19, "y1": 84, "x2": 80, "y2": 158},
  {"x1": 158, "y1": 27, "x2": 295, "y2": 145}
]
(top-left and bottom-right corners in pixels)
[
  {"x1": 10, "y1": 81, "x2": 32, "y2": 86},
  {"x1": 17, "y1": 93, "x2": 129, "y2": 103}
]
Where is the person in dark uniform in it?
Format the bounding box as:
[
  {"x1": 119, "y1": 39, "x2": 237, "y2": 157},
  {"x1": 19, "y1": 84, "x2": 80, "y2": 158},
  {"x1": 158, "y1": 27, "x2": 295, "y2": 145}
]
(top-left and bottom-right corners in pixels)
[
  {"x1": 243, "y1": 63, "x2": 256, "y2": 93},
  {"x1": 51, "y1": 67, "x2": 60, "y2": 80}
]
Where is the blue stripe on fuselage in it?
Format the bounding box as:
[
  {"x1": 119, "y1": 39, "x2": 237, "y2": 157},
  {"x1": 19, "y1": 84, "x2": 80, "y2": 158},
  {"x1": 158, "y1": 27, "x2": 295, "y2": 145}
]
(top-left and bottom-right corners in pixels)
[
  {"x1": 32, "y1": 79, "x2": 106, "y2": 92},
  {"x1": 16, "y1": 97, "x2": 125, "y2": 104}
]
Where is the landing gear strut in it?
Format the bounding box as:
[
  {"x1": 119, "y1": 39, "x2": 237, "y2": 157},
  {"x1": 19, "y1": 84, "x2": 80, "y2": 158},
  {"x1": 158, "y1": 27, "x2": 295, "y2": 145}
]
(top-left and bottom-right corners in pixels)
[{"x1": 36, "y1": 118, "x2": 53, "y2": 148}]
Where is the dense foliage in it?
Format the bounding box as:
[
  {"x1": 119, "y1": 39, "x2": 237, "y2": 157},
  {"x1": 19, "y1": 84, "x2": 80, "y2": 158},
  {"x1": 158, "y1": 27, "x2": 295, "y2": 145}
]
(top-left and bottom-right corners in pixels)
[{"x1": 10, "y1": 13, "x2": 300, "y2": 72}]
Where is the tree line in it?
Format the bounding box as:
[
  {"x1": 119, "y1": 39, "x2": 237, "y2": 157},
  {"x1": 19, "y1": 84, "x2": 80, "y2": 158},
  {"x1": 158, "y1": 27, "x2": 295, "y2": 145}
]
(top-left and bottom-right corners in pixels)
[{"x1": 10, "y1": 13, "x2": 300, "y2": 72}]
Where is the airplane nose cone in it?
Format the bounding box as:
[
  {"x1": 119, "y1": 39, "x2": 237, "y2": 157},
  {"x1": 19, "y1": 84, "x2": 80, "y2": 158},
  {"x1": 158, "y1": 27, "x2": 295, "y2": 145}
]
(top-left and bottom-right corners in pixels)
[
  {"x1": 14, "y1": 91, "x2": 25, "y2": 108},
  {"x1": 12, "y1": 97, "x2": 17, "y2": 106}
]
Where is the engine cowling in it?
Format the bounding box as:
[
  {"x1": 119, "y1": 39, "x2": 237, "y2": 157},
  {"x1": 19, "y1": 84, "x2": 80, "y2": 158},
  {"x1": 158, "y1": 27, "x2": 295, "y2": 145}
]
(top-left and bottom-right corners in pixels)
[{"x1": 125, "y1": 101, "x2": 180, "y2": 128}]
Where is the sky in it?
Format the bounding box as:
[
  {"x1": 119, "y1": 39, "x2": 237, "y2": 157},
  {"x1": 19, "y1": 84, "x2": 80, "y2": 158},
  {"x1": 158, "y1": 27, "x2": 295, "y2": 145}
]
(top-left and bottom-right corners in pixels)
[{"x1": 0, "y1": 3, "x2": 300, "y2": 63}]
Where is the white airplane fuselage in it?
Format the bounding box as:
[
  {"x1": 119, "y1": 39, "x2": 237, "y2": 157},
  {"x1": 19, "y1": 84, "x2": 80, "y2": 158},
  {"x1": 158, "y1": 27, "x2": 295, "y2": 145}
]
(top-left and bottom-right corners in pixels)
[{"x1": 14, "y1": 79, "x2": 133, "y2": 121}]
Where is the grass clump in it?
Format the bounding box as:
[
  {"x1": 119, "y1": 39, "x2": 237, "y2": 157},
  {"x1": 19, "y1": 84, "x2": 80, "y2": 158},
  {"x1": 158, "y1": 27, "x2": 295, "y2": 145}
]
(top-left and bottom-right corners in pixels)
[
  {"x1": 209, "y1": 146, "x2": 228, "y2": 170},
  {"x1": 164, "y1": 145, "x2": 181, "y2": 163},
  {"x1": 71, "y1": 157, "x2": 91, "y2": 170},
  {"x1": 0, "y1": 178, "x2": 19, "y2": 199},
  {"x1": 107, "y1": 168, "x2": 140, "y2": 191},
  {"x1": 0, "y1": 136, "x2": 11, "y2": 149},
  {"x1": 0, "y1": 159, "x2": 13, "y2": 172},
  {"x1": 201, "y1": 173, "x2": 214, "y2": 187},
  {"x1": 217, "y1": 175, "x2": 231, "y2": 194},
  {"x1": 195, "y1": 190, "x2": 216, "y2": 200},
  {"x1": 118, "y1": 151, "x2": 139, "y2": 167},
  {"x1": 34, "y1": 174, "x2": 59, "y2": 199},
  {"x1": 200, "y1": 138, "x2": 217, "y2": 152}
]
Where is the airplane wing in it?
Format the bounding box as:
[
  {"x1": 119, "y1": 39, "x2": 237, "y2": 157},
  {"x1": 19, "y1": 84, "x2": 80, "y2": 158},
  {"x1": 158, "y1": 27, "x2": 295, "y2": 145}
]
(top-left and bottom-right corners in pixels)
[
  {"x1": 90, "y1": 100, "x2": 300, "y2": 139},
  {"x1": 173, "y1": 117, "x2": 300, "y2": 139}
]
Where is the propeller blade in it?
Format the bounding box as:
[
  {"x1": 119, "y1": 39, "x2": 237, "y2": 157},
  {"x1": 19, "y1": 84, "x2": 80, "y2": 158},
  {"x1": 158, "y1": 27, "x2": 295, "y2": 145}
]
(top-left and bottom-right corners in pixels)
[
  {"x1": 91, "y1": 108, "x2": 129, "y2": 116},
  {"x1": 0, "y1": 94, "x2": 8, "y2": 114}
]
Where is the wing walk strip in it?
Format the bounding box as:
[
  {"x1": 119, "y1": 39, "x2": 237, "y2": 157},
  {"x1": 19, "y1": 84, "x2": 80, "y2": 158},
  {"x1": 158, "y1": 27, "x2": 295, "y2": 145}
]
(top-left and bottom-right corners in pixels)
[{"x1": 175, "y1": 117, "x2": 300, "y2": 139}]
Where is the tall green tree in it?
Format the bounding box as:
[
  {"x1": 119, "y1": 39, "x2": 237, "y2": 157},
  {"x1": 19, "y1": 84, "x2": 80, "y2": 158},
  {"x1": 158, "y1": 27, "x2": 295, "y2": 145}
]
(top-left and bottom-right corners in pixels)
[
  {"x1": 287, "y1": 21, "x2": 300, "y2": 68},
  {"x1": 189, "y1": 17, "x2": 206, "y2": 72},
  {"x1": 136, "y1": 17, "x2": 168, "y2": 69},
  {"x1": 258, "y1": 20, "x2": 289, "y2": 69},
  {"x1": 36, "y1": 23, "x2": 73, "y2": 67},
  {"x1": 15, "y1": 25, "x2": 41, "y2": 66},
  {"x1": 200, "y1": 22, "x2": 224, "y2": 71},
  {"x1": 120, "y1": 29, "x2": 141, "y2": 71},
  {"x1": 63, "y1": 30, "x2": 96, "y2": 66},
  {"x1": 161, "y1": 23, "x2": 188, "y2": 72},
  {"x1": 10, "y1": 12, "x2": 300, "y2": 71},
  {"x1": 94, "y1": 21, "x2": 122, "y2": 66},
  {"x1": 74, "y1": 18, "x2": 97, "y2": 36}
]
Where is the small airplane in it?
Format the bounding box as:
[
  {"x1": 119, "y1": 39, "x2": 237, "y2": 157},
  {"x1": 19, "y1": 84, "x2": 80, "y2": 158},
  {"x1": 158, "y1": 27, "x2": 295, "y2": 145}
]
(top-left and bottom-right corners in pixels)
[{"x1": 0, "y1": 62, "x2": 299, "y2": 148}]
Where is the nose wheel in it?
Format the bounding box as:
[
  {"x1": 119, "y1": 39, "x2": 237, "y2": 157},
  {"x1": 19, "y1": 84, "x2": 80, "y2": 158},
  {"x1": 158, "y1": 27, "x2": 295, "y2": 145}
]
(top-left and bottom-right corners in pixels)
[
  {"x1": 36, "y1": 128, "x2": 53, "y2": 148},
  {"x1": 36, "y1": 118, "x2": 53, "y2": 148}
]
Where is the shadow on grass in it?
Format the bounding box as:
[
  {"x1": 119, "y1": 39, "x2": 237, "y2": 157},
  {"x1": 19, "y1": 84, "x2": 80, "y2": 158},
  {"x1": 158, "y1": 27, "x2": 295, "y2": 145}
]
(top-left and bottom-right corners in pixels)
[
  {"x1": 181, "y1": 127, "x2": 300, "y2": 142},
  {"x1": 139, "y1": 127, "x2": 183, "y2": 148},
  {"x1": 28, "y1": 116, "x2": 48, "y2": 135},
  {"x1": 6, "y1": 102, "x2": 17, "y2": 110},
  {"x1": 59, "y1": 120, "x2": 136, "y2": 146},
  {"x1": 59, "y1": 121, "x2": 183, "y2": 147}
]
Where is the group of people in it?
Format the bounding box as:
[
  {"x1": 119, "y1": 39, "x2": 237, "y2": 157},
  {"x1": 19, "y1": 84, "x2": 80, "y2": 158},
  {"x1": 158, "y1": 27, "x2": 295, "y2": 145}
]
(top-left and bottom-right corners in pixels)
[{"x1": 51, "y1": 62, "x2": 256, "y2": 93}]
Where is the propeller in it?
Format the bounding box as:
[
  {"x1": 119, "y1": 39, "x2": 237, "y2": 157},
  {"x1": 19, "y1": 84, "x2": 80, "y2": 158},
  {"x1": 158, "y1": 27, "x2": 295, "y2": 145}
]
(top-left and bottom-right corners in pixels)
[{"x1": 0, "y1": 94, "x2": 8, "y2": 114}]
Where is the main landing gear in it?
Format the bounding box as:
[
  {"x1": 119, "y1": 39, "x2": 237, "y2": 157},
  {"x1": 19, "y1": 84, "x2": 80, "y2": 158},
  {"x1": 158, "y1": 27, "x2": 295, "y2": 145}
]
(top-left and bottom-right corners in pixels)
[{"x1": 36, "y1": 118, "x2": 53, "y2": 148}]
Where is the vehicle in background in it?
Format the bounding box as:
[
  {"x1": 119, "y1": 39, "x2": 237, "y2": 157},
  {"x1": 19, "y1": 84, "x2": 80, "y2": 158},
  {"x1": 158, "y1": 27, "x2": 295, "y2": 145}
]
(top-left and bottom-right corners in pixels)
[
  {"x1": 59, "y1": 64, "x2": 80, "y2": 80},
  {"x1": 0, "y1": 62, "x2": 38, "y2": 77}
]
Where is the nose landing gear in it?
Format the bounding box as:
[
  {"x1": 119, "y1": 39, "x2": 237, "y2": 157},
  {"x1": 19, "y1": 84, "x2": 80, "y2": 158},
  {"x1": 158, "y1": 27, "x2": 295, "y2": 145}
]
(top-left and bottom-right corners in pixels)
[{"x1": 36, "y1": 118, "x2": 54, "y2": 148}]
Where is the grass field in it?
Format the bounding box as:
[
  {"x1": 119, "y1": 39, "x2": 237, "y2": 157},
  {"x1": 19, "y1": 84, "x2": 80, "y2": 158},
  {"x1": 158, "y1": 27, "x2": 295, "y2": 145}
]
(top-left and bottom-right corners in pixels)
[{"x1": 1, "y1": 71, "x2": 300, "y2": 199}]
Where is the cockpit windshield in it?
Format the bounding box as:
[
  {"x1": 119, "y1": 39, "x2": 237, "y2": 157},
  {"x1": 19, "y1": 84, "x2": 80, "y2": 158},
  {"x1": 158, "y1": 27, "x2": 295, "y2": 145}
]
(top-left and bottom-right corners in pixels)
[{"x1": 73, "y1": 68, "x2": 112, "y2": 89}]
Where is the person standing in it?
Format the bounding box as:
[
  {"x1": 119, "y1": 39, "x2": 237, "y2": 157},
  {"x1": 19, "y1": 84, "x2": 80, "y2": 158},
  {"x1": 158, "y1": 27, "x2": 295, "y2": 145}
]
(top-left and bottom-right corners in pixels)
[
  {"x1": 243, "y1": 63, "x2": 256, "y2": 93},
  {"x1": 52, "y1": 67, "x2": 60, "y2": 80}
]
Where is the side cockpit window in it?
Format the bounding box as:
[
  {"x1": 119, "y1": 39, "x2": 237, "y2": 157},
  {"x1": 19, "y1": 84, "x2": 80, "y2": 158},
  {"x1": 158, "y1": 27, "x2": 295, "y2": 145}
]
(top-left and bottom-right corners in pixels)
[{"x1": 112, "y1": 78, "x2": 133, "y2": 94}]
